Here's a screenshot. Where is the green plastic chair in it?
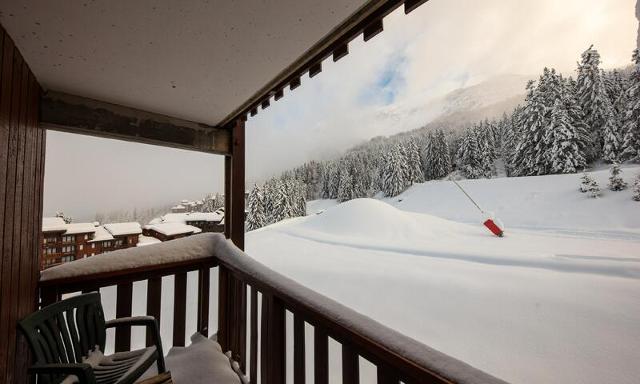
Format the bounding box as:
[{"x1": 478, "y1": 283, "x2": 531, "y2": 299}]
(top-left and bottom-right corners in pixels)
[{"x1": 18, "y1": 292, "x2": 166, "y2": 384}]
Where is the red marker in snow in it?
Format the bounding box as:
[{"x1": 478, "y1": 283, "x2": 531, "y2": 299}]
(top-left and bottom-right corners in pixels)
[
  {"x1": 451, "y1": 179, "x2": 504, "y2": 237},
  {"x1": 483, "y1": 218, "x2": 504, "y2": 237}
]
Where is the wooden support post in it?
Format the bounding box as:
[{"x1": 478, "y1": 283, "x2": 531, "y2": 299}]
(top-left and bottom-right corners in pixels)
[{"x1": 226, "y1": 119, "x2": 245, "y2": 250}]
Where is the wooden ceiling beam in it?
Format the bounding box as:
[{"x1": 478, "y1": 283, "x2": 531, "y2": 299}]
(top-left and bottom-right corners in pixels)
[{"x1": 41, "y1": 91, "x2": 231, "y2": 155}]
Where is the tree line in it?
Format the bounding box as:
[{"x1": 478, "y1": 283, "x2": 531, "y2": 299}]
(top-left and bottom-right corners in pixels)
[{"x1": 246, "y1": 46, "x2": 640, "y2": 230}]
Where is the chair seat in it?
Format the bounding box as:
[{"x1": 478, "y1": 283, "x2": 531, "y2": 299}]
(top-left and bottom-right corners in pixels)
[{"x1": 61, "y1": 347, "x2": 158, "y2": 384}]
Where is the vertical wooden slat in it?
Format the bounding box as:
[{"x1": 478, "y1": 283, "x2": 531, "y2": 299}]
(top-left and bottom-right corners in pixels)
[
  {"x1": 173, "y1": 272, "x2": 187, "y2": 347},
  {"x1": 249, "y1": 288, "x2": 258, "y2": 384},
  {"x1": 197, "y1": 268, "x2": 210, "y2": 337},
  {"x1": 12, "y1": 55, "x2": 32, "y2": 383},
  {"x1": 1, "y1": 42, "x2": 23, "y2": 384},
  {"x1": 377, "y1": 364, "x2": 399, "y2": 384},
  {"x1": 235, "y1": 278, "x2": 247, "y2": 371},
  {"x1": 218, "y1": 267, "x2": 230, "y2": 351},
  {"x1": 260, "y1": 294, "x2": 285, "y2": 384},
  {"x1": 114, "y1": 282, "x2": 133, "y2": 352},
  {"x1": 314, "y1": 327, "x2": 329, "y2": 384},
  {"x1": 342, "y1": 344, "x2": 359, "y2": 384},
  {"x1": 146, "y1": 277, "x2": 162, "y2": 347},
  {"x1": 293, "y1": 314, "x2": 305, "y2": 384}
]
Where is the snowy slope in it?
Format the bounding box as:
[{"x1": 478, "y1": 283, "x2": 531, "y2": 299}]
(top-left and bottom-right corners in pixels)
[{"x1": 246, "y1": 169, "x2": 640, "y2": 384}]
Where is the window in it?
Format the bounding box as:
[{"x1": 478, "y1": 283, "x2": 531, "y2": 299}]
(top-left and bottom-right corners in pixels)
[
  {"x1": 62, "y1": 235, "x2": 74, "y2": 243},
  {"x1": 115, "y1": 239, "x2": 124, "y2": 247},
  {"x1": 61, "y1": 256, "x2": 74, "y2": 263},
  {"x1": 62, "y1": 245, "x2": 75, "y2": 254},
  {"x1": 45, "y1": 247, "x2": 56, "y2": 255},
  {"x1": 79, "y1": 244, "x2": 83, "y2": 250},
  {"x1": 84, "y1": 234, "x2": 88, "y2": 240},
  {"x1": 91, "y1": 243, "x2": 95, "y2": 249},
  {"x1": 103, "y1": 241, "x2": 112, "y2": 248}
]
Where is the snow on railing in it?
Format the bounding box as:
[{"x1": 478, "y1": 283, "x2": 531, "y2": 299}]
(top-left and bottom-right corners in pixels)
[
  {"x1": 38, "y1": 233, "x2": 506, "y2": 384},
  {"x1": 40, "y1": 233, "x2": 222, "y2": 282}
]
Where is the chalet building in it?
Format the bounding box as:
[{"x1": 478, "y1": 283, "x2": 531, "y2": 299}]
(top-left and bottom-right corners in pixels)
[
  {"x1": 42, "y1": 218, "x2": 97, "y2": 269},
  {"x1": 150, "y1": 210, "x2": 225, "y2": 233},
  {"x1": 41, "y1": 219, "x2": 142, "y2": 269},
  {"x1": 143, "y1": 222, "x2": 202, "y2": 242}
]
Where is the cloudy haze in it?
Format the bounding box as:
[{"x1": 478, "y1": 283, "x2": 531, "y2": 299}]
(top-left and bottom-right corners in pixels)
[{"x1": 44, "y1": 0, "x2": 638, "y2": 221}]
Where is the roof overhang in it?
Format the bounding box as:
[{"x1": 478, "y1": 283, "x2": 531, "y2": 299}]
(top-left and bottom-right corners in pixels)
[{"x1": 0, "y1": 0, "x2": 428, "y2": 149}]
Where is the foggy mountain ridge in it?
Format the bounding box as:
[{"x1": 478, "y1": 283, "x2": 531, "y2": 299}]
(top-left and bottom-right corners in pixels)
[{"x1": 351, "y1": 74, "x2": 531, "y2": 151}]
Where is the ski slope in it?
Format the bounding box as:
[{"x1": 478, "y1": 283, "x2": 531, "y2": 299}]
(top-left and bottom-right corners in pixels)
[{"x1": 247, "y1": 166, "x2": 640, "y2": 384}]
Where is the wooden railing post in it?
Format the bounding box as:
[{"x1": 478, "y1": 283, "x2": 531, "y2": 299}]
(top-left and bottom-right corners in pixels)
[
  {"x1": 217, "y1": 266, "x2": 230, "y2": 351},
  {"x1": 114, "y1": 282, "x2": 133, "y2": 352},
  {"x1": 260, "y1": 294, "x2": 285, "y2": 384},
  {"x1": 197, "y1": 268, "x2": 210, "y2": 337}
]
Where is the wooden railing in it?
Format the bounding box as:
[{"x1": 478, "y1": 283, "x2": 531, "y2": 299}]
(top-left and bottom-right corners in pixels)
[{"x1": 38, "y1": 234, "x2": 506, "y2": 384}]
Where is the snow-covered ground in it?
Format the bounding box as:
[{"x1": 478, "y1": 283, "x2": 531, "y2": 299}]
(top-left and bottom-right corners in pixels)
[{"x1": 246, "y1": 166, "x2": 640, "y2": 384}]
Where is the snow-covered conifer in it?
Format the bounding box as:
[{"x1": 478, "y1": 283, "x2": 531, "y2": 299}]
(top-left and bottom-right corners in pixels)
[
  {"x1": 382, "y1": 145, "x2": 410, "y2": 197},
  {"x1": 588, "y1": 178, "x2": 601, "y2": 198},
  {"x1": 405, "y1": 138, "x2": 424, "y2": 183},
  {"x1": 547, "y1": 98, "x2": 586, "y2": 174},
  {"x1": 579, "y1": 172, "x2": 593, "y2": 193},
  {"x1": 576, "y1": 45, "x2": 615, "y2": 161},
  {"x1": 632, "y1": 174, "x2": 640, "y2": 201},
  {"x1": 621, "y1": 49, "x2": 640, "y2": 162},
  {"x1": 246, "y1": 184, "x2": 267, "y2": 230},
  {"x1": 337, "y1": 168, "x2": 354, "y2": 202},
  {"x1": 608, "y1": 163, "x2": 628, "y2": 191}
]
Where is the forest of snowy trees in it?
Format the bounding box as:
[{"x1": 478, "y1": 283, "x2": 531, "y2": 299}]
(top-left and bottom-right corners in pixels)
[{"x1": 247, "y1": 45, "x2": 640, "y2": 230}]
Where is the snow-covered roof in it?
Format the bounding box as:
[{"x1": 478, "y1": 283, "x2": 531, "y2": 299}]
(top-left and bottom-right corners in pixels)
[
  {"x1": 63, "y1": 223, "x2": 97, "y2": 235},
  {"x1": 158, "y1": 212, "x2": 223, "y2": 225},
  {"x1": 172, "y1": 204, "x2": 186, "y2": 210},
  {"x1": 144, "y1": 223, "x2": 201, "y2": 237},
  {"x1": 137, "y1": 235, "x2": 162, "y2": 247},
  {"x1": 42, "y1": 217, "x2": 67, "y2": 232},
  {"x1": 104, "y1": 222, "x2": 142, "y2": 236},
  {"x1": 89, "y1": 226, "x2": 114, "y2": 242}
]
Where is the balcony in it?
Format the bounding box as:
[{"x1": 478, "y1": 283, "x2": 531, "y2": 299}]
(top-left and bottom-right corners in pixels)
[{"x1": 38, "y1": 234, "x2": 504, "y2": 384}]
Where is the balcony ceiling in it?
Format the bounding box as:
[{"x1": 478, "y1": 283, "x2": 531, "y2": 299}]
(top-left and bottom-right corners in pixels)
[{"x1": 0, "y1": 0, "x2": 369, "y2": 126}]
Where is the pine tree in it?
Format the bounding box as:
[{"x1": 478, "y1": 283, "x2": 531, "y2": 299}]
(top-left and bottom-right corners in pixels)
[
  {"x1": 579, "y1": 172, "x2": 593, "y2": 193},
  {"x1": 405, "y1": 138, "x2": 424, "y2": 183},
  {"x1": 382, "y1": 145, "x2": 409, "y2": 197},
  {"x1": 588, "y1": 178, "x2": 601, "y2": 198},
  {"x1": 576, "y1": 45, "x2": 615, "y2": 161},
  {"x1": 337, "y1": 168, "x2": 354, "y2": 202},
  {"x1": 547, "y1": 98, "x2": 586, "y2": 174},
  {"x1": 621, "y1": 49, "x2": 640, "y2": 162},
  {"x1": 246, "y1": 185, "x2": 267, "y2": 230},
  {"x1": 632, "y1": 174, "x2": 640, "y2": 201},
  {"x1": 513, "y1": 78, "x2": 549, "y2": 175},
  {"x1": 608, "y1": 163, "x2": 628, "y2": 191},
  {"x1": 456, "y1": 128, "x2": 484, "y2": 179}
]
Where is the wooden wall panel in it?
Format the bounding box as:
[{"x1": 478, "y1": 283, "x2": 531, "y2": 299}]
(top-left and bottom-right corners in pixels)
[{"x1": 0, "y1": 24, "x2": 44, "y2": 383}]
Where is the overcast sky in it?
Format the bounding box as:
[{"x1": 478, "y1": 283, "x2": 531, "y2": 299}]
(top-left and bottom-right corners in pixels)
[{"x1": 44, "y1": 0, "x2": 639, "y2": 221}]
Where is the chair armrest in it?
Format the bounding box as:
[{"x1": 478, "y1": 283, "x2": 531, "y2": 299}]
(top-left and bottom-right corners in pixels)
[
  {"x1": 105, "y1": 316, "x2": 166, "y2": 373},
  {"x1": 105, "y1": 315, "x2": 157, "y2": 328},
  {"x1": 28, "y1": 363, "x2": 96, "y2": 383}
]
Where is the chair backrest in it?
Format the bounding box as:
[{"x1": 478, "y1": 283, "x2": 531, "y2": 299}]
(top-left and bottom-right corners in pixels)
[{"x1": 18, "y1": 292, "x2": 106, "y2": 366}]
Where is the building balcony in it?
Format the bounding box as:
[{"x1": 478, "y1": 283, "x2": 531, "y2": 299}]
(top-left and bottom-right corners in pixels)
[{"x1": 37, "y1": 233, "x2": 504, "y2": 384}]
